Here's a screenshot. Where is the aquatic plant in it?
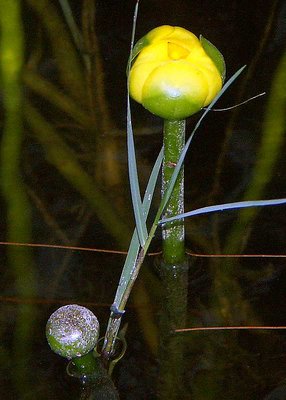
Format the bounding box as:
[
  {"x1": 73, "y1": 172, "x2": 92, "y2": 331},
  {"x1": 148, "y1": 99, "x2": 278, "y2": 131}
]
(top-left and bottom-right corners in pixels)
[
  {"x1": 101, "y1": 9, "x2": 286, "y2": 365},
  {"x1": 46, "y1": 304, "x2": 119, "y2": 399},
  {"x1": 46, "y1": 3, "x2": 286, "y2": 387},
  {"x1": 1, "y1": 1, "x2": 286, "y2": 398}
]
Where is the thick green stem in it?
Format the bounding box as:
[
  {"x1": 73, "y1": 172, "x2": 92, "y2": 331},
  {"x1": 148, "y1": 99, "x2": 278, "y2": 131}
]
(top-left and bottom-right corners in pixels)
[
  {"x1": 159, "y1": 119, "x2": 188, "y2": 399},
  {"x1": 157, "y1": 260, "x2": 189, "y2": 400},
  {"x1": 70, "y1": 352, "x2": 100, "y2": 376},
  {"x1": 162, "y1": 119, "x2": 186, "y2": 264},
  {"x1": 102, "y1": 120, "x2": 187, "y2": 361},
  {"x1": 68, "y1": 352, "x2": 119, "y2": 399}
]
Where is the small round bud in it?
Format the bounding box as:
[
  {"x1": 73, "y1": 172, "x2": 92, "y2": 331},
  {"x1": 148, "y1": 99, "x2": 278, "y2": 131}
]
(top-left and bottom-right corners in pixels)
[{"x1": 46, "y1": 304, "x2": 99, "y2": 360}]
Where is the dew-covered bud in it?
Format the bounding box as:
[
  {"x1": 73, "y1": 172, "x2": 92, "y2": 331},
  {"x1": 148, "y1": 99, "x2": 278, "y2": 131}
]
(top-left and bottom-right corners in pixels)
[{"x1": 46, "y1": 304, "x2": 99, "y2": 360}]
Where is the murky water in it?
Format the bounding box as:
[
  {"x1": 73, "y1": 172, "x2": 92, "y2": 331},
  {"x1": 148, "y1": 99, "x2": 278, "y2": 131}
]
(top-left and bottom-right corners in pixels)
[{"x1": 0, "y1": 1, "x2": 286, "y2": 399}]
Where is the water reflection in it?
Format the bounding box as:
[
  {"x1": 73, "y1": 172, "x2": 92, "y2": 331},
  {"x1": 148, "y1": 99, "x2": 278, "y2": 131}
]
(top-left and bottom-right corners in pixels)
[{"x1": 0, "y1": 0, "x2": 286, "y2": 399}]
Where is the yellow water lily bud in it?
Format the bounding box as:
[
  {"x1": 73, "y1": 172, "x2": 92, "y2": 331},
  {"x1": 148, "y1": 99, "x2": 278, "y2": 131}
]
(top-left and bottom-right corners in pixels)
[{"x1": 129, "y1": 26, "x2": 225, "y2": 120}]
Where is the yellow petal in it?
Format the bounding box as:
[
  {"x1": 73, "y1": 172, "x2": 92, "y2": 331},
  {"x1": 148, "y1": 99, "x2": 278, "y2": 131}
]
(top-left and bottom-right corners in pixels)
[
  {"x1": 145, "y1": 25, "x2": 175, "y2": 43},
  {"x1": 132, "y1": 42, "x2": 169, "y2": 65},
  {"x1": 129, "y1": 60, "x2": 164, "y2": 103},
  {"x1": 167, "y1": 43, "x2": 190, "y2": 60},
  {"x1": 185, "y1": 48, "x2": 222, "y2": 104},
  {"x1": 197, "y1": 64, "x2": 222, "y2": 105},
  {"x1": 146, "y1": 26, "x2": 200, "y2": 53},
  {"x1": 165, "y1": 27, "x2": 201, "y2": 56}
]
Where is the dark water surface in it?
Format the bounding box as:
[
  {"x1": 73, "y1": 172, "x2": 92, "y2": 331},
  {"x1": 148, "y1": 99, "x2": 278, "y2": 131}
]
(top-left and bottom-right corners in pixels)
[{"x1": 1, "y1": 0, "x2": 286, "y2": 399}]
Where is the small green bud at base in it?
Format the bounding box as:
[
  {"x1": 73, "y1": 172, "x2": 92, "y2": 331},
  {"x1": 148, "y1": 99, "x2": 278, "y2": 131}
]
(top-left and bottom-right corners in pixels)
[{"x1": 46, "y1": 304, "x2": 99, "y2": 360}]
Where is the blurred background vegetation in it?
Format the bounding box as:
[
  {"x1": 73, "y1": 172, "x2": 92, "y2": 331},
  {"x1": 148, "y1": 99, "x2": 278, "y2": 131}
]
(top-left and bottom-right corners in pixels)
[{"x1": 0, "y1": 0, "x2": 286, "y2": 399}]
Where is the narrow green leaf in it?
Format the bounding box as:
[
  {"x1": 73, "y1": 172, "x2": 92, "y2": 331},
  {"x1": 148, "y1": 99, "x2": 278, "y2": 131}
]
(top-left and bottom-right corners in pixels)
[
  {"x1": 126, "y1": 0, "x2": 140, "y2": 77},
  {"x1": 58, "y1": 0, "x2": 83, "y2": 53},
  {"x1": 114, "y1": 148, "x2": 163, "y2": 308},
  {"x1": 159, "y1": 198, "x2": 286, "y2": 224},
  {"x1": 127, "y1": 97, "x2": 148, "y2": 246},
  {"x1": 129, "y1": 35, "x2": 149, "y2": 64},
  {"x1": 126, "y1": 0, "x2": 148, "y2": 246},
  {"x1": 113, "y1": 228, "x2": 140, "y2": 308},
  {"x1": 125, "y1": 1, "x2": 148, "y2": 75},
  {"x1": 142, "y1": 146, "x2": 163, "y2": 216}
]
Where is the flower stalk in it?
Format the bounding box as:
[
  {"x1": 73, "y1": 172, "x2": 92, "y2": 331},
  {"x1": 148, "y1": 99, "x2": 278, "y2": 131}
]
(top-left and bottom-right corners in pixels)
[
  {"x1": 162, "y1": 119, "x2": 186, "y2": 265},
  {"x1": 159, "y1": 120, "x2": 189, "y2": 399},
  {"x1": 102, "y1": 23, "x2": 226, "y2": 362}
]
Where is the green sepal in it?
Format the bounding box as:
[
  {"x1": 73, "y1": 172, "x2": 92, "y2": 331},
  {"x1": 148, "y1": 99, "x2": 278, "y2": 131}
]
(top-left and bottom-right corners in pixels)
[
  {"x1": 130, "y1": 35, "x2": 150, "y2": 63},
  {"x1": 200, "y1": 35, "x2": 226, "y2": 82},
  {"x1": 126, "y1": 35, "x2": 150, "y2": 75}
]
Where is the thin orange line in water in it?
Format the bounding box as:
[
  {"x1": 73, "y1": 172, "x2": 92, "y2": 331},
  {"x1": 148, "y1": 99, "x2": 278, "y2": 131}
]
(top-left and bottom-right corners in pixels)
[
  {"x1": 0, "y1": 241, "x2": 285, "y2": 258},
  {"x1": 175, "y1": 326, "x2": 286, "y2": 333},
  {"x1": 0, "y1": 241, "x2": 127, "y2": 255},
  {"x1": 2, "y1": 294, "x2": 284, "y2": 332}
]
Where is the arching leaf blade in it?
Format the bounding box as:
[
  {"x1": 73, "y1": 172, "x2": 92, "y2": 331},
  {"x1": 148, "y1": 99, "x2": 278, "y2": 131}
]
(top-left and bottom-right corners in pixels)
[{"x1": 159, "y1": 198, "x2": 286, "y2": 224}]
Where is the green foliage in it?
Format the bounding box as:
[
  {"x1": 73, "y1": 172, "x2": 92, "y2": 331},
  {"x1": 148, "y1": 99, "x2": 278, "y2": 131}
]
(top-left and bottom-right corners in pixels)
[{"x1": 200, "y1": 35, "x2": 226, "y2": 82}]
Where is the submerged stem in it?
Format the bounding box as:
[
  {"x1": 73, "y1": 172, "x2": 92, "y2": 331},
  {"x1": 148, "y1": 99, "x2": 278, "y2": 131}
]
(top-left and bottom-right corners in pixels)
[{"x1": 158, "y1": 119, "x2": 188, "y2": 399}]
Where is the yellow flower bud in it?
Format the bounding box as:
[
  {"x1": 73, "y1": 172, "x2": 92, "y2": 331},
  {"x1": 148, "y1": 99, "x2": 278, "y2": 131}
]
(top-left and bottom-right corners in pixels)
[{"x1": 129, "y1": 26, "x2": 225, "y2": 120}]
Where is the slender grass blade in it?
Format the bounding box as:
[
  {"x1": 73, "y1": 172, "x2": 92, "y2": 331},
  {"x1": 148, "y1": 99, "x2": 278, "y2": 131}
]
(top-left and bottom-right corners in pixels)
[
  {"x1": 126, "y1": 1, "x2": 148, "y2": 246},
  {"x1": 58, "y1": 0, "x2": 83, "y2": 52},
  {"x1": 159, "y1": 198, "x2": 286, "y2": 224},
  {"x1": 113, "y1": 148, "x2": 163, "y2": 308},
  {"x1": 127, "y1": 98, "x2": 148, "y2": 245}
]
